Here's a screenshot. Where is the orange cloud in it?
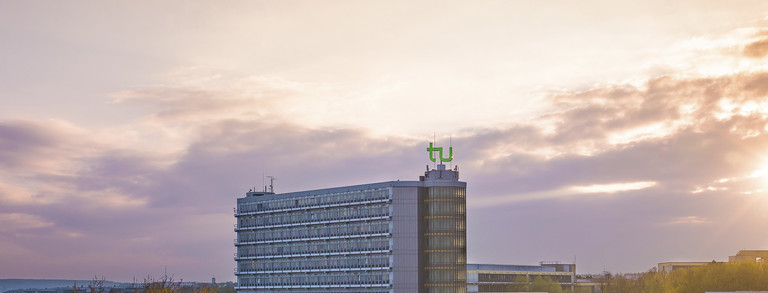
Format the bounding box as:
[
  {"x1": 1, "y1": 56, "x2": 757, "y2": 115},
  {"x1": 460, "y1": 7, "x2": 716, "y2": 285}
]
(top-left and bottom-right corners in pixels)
[{"x1": 743, "y1": 38, "x2": 768, "y2": 58}]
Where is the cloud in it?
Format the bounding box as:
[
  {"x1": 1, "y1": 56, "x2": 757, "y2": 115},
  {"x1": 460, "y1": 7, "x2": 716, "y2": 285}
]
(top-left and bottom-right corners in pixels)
[
  {"x1": 691, "y1": 166, "x2": 768, "y2": 195},
  {"x1": 469, "y1": 181, "x2": 658, "y2": 208},
  {"x1": 569, "y1": 181, "x2": 658, "y2": 194},
  {"x1": 666, "y1": 216, "x2": 711, "y2": 225},
  {"x1": 0, "y1": 120, "x2": 96, "y2": 175},
  {"x1": 0, "y1": 181, "x2": 38, "y2": 205},
  {"x1": 109, "y1": 70, "x2": 345, "y2": 129},
  {"x1": 461, "y1": 71, "x2": 768, "y2": 206},
  {"x1": 743, "y1": 38, "x2": 768, "y2": 58},
  {"x1": 0, "y1": 114, "x2": 428, "y2": 280},
  {"x1": 0, "y1": 213, "x2": 53, "y2": 233}
]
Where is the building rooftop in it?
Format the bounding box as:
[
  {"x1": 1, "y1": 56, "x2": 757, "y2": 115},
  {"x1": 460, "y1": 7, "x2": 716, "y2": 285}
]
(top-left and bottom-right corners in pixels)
[{"x1": 239, "y1": 164, "x2": 465, "y2": 203}]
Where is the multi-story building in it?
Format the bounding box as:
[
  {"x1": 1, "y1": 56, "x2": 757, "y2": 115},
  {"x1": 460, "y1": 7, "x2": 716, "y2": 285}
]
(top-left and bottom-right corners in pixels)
[{"x1": 234, "y1": 163, "x2": 466, "y2": 293}]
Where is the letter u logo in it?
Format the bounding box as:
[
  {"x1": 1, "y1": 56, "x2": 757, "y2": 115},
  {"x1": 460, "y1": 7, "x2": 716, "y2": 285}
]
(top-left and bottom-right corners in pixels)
[{"x1": 427, "y1": 142, "x2": 453, "y2": 162}]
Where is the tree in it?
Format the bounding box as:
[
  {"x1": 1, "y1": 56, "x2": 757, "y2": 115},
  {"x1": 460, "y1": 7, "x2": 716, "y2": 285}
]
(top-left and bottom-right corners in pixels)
[
  {"x1": 143, "y1": 275, "x2": 181, "y2": 293},
  {"x1": 215, "y1": 286, "x2": 234, "y2": 293},
  {"x1": 597, "y1": 262, "x2": 768, "y2": 293},
  {"x1": 531, "y1": 276, "x2": 563, "y2": 293},
  {"x1": 511, "y1": 275, "x2": 531, "y2": 292},
  {"x1": 89, "y1": 276, "x2": 107, "y2": 293}
]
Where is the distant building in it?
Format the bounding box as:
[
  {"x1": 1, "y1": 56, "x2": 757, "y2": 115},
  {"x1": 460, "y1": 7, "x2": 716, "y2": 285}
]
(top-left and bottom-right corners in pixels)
[
  {"x1": 467, "y1": 262, "x2": 597, "y2": 293},
  {"x1": 657, "y1": 262, "x2": 710, "y2": 273},
  {"x1": 656, "y1": 249, "x2": 768, "y2": 273},
  {"x1": 729, "y1": 250, "x2": 768, "y2": 263},
  {"x1": 234, "y1": 161, "x2": 467, "y2": 293}
]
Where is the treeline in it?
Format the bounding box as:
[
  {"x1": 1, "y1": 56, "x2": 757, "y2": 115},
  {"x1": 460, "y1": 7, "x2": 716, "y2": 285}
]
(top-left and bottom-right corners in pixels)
[
  {"x1": 78, "y1": 276, "x2": 234, "y2": 293},
  {"x1": 602, "y1": 261, "x2": 768, "y2": 293}
]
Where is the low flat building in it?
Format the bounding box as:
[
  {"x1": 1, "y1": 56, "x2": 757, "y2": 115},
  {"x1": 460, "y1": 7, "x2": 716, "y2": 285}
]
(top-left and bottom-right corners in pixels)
[
  {"x1": 656, "y1": 249, "x2": 768, "y2": 273},
  {"x1": 467, "y1": 262, "x2": 600, "y2": 293},
  {"x1": 657, "y1": 262, "x2": 709, "y2": 273},
  {"x1": 729, "y1": 250, "x2": 768, "y2": 263}
]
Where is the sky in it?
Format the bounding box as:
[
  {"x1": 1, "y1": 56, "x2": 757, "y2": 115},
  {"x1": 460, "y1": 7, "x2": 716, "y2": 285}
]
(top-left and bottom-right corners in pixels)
[{"x1": 1, "y1": 0, "x2": 768, "y2": 282}]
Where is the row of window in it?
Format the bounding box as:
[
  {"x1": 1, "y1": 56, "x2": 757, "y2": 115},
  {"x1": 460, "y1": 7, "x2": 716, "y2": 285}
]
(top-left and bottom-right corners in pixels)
[
  {"x1": 425, "y1": 200, "x2": 466, "y2": 216},
  {"x1": 237, "y1": 290, "x2": 389, "y2": 293},
  {"x1": 237, "y1": 271, "x2": 390, "y2": 286},
  {"x1": 478, "y1": 273, "x2": 573, "y2": 283},
  {"x1": 423, "y1": 249, "x2": 467, "y2": 283},
  {"x1": 425, "y1": 235, "x2": 466, "y2": 249},
  {"x1": 238, "y1": 189, "x2": 390, "y2": 214},
  {"x1": 478, "y1": 283, "x2": 570, "y2": 292},
  {"x1": 238, "y1": 204, "x2": 390, "y2": 228},
  {"x1": 426, "y1": 287, "x2": 467, "y2": 293},
  {"x1": 424, "y1": 269, "x2": 468, "y2": 283},
  {"x1": 427, "y1": 186, "x2": 466, "y2": 199},
  {"x1": 238, "y1": 254, "x2": 390, "y2": 272},
  {"x1": 426, "y1": 218, "x2": 466, "y2": 232},
  {"x1": 423, "y1": 186, "x2": 466, "y2": 290},
  {"x1": 237, "y1": 221, "x2": 390, "y2": 243},
  {"x1": 238, "y1": 237, "x2": 390, "y2": 257},
  {"x1": 426, "y1": 250, "x2": 467, "y2": 266}
]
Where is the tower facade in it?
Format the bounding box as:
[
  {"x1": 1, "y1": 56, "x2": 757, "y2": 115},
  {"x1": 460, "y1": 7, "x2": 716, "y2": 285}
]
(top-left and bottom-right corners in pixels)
[{"x1": 234, "y1": 164, "x2": 466, "y2": 293}]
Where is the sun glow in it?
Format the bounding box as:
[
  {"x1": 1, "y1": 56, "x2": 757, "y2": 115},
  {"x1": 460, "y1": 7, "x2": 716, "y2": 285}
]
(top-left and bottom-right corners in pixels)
[
  {"x1": 753, "y1": 168, "x2": 768, "y2": 191},
  {"x1": 570, "y1": 181, "x2": 658, "y2": 194},
  {"x1": 750, "y1": 169, "x2": 767, "y2": 178}
]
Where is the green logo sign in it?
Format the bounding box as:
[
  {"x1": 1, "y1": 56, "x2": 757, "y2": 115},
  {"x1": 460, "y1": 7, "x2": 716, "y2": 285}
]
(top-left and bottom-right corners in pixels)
[{"x1": 427, "y1": 142, "x2": 453, "y2": 162}]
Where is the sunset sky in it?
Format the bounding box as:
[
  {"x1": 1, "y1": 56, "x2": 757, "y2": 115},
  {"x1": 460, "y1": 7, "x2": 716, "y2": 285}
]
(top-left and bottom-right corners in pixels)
[{"x1": 2, "y1": 0, "x2": 768, "y2": 282}]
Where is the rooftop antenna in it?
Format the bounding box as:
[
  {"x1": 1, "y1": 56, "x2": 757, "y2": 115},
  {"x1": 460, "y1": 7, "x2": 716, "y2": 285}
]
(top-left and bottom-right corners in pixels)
[
  {"x1": 433, "y1": 132, "x2": 437, "y2": 169},
  {"x1": 267, "y1": 176, "x2": 276, "y2": 193},
  {"x1": 449, "y1": 135, "x2": 453, "y2": 169}
]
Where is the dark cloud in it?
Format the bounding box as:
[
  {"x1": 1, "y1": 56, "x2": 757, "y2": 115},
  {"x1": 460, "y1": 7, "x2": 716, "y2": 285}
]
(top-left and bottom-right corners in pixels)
[
  {"x1": 0, "y1": 118, "x2": 430, "y2": 280},
  {"x1": 743, "y1": 38, "x2": 768, "y2": 58},
  {"x1": 0, "y1": 120, "x2": 71, "y2": 171},
  {"x1": 139, "y1": 120, "x2": 422, "y2": 210}
]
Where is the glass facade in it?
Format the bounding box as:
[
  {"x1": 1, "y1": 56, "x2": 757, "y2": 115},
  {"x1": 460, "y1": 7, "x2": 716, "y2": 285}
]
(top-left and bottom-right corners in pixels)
[
  {"x1": 235, "y1": 188, "x2": 393, "y2": 293},
  {"x1": 421, "y1": 186, "x2": 467, "y2": 293},
  {"x1": 234, "y1": 165, "x2": 467, "y2": 293}
]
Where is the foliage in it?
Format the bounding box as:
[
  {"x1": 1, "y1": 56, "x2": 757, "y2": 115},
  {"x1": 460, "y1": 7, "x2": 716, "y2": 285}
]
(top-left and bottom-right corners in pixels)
[
  {"x1": 179, "y1": 285, "x2": 217, "y2": 293},
  {"x1": 143, "y1": 275, "x2": 181, "y2": 293},
  {"x1": 502, "y1": 275, "x2": 562, "y2": 293},
  {"x1": 179, "y1": 285, "x2": 233, "y2": 293},
  {"x1": 512, "y1": 275, "x2": 531, "y2": 292},
  {"x1": 601, "y1": 261, "x2": 768, "y2": 293},
  {"x1": 530, "y1": 276, "x2": 563, "y2": 293},
  {"x1": 215, "y1": 286, "x2": 235, "y2": 293}
]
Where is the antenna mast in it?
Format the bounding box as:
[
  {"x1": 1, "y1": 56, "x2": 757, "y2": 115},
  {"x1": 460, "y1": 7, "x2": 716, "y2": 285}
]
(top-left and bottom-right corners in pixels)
[
  {"x1": 266, "y1": 176, "x2": 276, "y2": 193},
  {"x1": 433, "y1": 132, "x2": 437, "y2": 168}
]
